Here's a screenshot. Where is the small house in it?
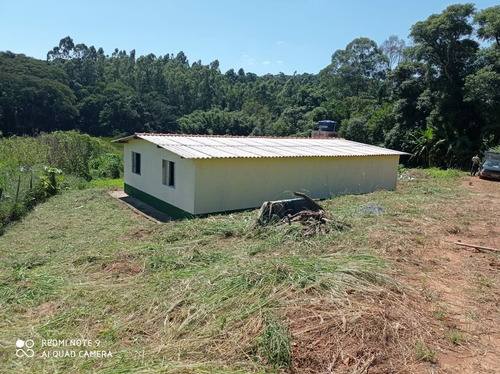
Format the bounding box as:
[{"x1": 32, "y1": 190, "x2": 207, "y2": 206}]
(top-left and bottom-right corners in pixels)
[{"x1": 114, "y1": 133, "x2": 407, "y2": 219}]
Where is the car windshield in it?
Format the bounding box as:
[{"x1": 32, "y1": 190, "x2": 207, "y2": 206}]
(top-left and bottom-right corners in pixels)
[{"x1": 483, "y1": 160, "x2": 500, "y2": 168}]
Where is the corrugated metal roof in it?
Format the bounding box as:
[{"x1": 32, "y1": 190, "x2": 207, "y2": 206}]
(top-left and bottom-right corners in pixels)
[{"x1": 114, "y1": 133, "x2": 409, "y2": 159}]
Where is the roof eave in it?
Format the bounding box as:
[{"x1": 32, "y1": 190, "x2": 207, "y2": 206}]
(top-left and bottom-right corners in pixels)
[{"x1": 111, "y1": 134, "x2": 140, "y2": 143}]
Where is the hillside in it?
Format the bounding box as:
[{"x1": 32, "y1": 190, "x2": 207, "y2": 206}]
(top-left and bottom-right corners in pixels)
[
  {"x1": 3, "y1": 4, "x2": 500, "y2": 170},
  {"x1": 0, "y1": 173, "x2": 499, "y2": 373}
]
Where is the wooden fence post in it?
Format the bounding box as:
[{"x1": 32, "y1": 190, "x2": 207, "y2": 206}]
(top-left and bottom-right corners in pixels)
[{"x1": 15, "y1": 175, "x2": 21, "y2": 203}]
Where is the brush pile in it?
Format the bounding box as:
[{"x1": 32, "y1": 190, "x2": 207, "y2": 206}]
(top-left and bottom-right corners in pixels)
[{"x1": 256, "y1": 192, "x2": 350, "y2": 235}]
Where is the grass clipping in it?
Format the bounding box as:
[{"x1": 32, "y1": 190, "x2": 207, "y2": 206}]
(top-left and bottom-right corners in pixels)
[
  {"x1": 0, "y1": 182, "x2": 450, "y2": 373},
  {"x1": 285, "y1": 288, "x2": 432, "y2": 373}
]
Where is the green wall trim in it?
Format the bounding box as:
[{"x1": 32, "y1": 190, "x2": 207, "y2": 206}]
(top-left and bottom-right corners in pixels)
[
  {"x1": 124, "y1": 183, "x2": 193, "y2": 219},
  {"x1": 124, "y1": 183, "x2": 258, "y2": 219}
]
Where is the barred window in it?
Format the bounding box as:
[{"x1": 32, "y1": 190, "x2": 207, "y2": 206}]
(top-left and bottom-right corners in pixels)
[
  {"x1": 162, "y1": 160, "x2": 175, "y2": 187},
  {"x1": 132, "y1": 152, "x2": 141, "y2": 174}
]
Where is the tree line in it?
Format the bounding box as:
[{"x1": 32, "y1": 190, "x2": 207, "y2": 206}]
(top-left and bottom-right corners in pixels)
[{"x1": 0, "y1": 3, "x2": 499, "y2": 168}]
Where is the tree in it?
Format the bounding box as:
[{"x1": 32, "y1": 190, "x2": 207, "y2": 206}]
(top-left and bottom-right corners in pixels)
[
  {"x1": 97, "y1": 82, "x2": 143, "y2": 136},
  {"x1": 174, "y1": 51, "x2": 189, "y2": 68},
  {"x1": 409, "y1": 4, "x2": 478, "y2": 87},
  {"x1": 178, "y1": 108, "x2": 255, "y2": 136},
  {"x1": 475, "y1": 5, "x2": 500, "y2": 47},
  {"x1": 0, "y1": 51, "x2": 69, "y2": 84},
  {"x1": 464, "y1": 47, "x2": 500, "y2": 145},
  {"x1": 340, "y1": 117, "x2": 370, "y2": 143},
  {"x1": 76, "y1": 84, "x2": 107, "y2": 135},
  {"x1": 319, "y1": 38, "x2": 389, "y2": 135},
  {"x1": 224, "y1": 68, "x2": 238, "y2": 84},
  {"x1": 367, "y1": 102, "x2": 396, "y2": 144},
  {"x1": 0, "y1": 71, "x2": 77, "y2": 135},
  {"x1": 141, "y1": 92, "x2": 178, "y2": 133},
  {"x1": 47, "y1": 36, "x2": 75, "y2": 61},
  {"x1": 387, "y1": 61, "x2": 429, "y2": 136},
  {"x1": 403, "y1": 4, "x2": 481, "y2": 167},
  {"x1": 134, "y1": 53, "x2": 165, "y2": 94},
  {"x1": 321, "y1": 38, "x2": 389, "y2": 98},
  {"x1": 380, "y1": 35, "x2": 406, "y2": 70},
  {"x1": 407, "y1": 125, "x2": 446, "y2": 168}
]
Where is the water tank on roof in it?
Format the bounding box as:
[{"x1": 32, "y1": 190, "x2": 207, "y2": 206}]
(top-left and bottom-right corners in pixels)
[{"x1": 318, "y1": 120, "x2": 337, "y2": 132}]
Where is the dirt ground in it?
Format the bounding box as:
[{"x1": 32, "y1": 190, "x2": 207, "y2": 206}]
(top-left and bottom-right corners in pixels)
[
  {"x1": 287, "y1": 177, "x2": 500, "y2": 374},
  {"x1": 399, "y1": 177, "x2": 500, "y2": 373}
]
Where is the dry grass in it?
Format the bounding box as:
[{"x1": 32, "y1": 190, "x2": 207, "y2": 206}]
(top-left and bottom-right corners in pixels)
[{"x1": 2, "y1": 171, "x2": 498, "y2": 373}]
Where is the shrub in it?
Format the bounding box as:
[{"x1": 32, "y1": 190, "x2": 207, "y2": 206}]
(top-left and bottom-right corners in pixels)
[
  {"x1": 0, "y1": 135, "x2": 48, "y2": 167},
  {"x1": 0, "y1": 131, "x2": 122, "y2": 234},
  {"x1": 0, "y1": 166, "x2": 63, "y2": 235},
  {"x1": 89, "y1": 153, "x2": 123, "y2": 179},
  {"x1": 38, "y1": 131, "x2": 114, "y2": 180}
]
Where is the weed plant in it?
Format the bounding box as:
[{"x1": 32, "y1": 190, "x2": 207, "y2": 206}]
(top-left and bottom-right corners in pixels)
[
  {"x1": 255, "y1": 314, "x2": 291, "y2": 369},
  {"x1": 414, "y1": 341, "x2": 437, "y2": 362}
]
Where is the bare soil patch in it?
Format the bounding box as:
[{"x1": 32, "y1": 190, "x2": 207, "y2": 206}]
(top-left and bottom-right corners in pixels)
[
  {"x1": 406, "y1": 177, "x2": 500, "y2": 374},
  {"x1": 101, "y1": 261, "x2": 143, "y2": 276}
]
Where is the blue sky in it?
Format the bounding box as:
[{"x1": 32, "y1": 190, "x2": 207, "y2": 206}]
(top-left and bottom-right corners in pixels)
[{"x1": 0, "y1": 0, "x2": 496, "y2": 76}]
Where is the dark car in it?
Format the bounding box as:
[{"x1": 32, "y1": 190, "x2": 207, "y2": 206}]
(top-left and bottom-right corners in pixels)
[{"x1": 479, "y1": 159, "x2": 500, "y2": 181}]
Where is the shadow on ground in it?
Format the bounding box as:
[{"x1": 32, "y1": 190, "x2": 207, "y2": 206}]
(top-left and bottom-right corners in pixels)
[{"x1": 109, "y1": 189, "x2": 172, "y2": 223}]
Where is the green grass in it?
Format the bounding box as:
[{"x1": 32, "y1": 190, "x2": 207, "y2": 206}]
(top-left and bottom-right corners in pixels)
[
  {"x1": 255, "y1": 314, "x2": 291, "y2": 369},
  {"x1": 424, "y1": 167, "x2": 467, "y2": 179},
  {"x1": 88, "y1": 178, "x2": 124, "y2": 188},
  {"x1": 0, "y1": 170, "x2": 472, "y2": 373},
  {"x1": 414, "y1": 341, "x2": 437, "y2": 362}
]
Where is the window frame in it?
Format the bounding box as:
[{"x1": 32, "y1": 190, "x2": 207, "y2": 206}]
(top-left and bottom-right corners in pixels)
[
  {"x1": 162, "y1": 159, "x2": 176, "y2": 188},
  {"x1": 132, "y1": 152, "x2": 141, "y2": 175}
]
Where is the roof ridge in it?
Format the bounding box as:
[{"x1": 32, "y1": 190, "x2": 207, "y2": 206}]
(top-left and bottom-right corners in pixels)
[{"x1": 135, "y1": 132, "x2": 345, "y2": 140}]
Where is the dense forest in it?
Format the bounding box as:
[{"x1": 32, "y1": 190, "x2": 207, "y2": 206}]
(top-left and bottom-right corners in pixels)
[{"x1": 0, "y1": 3, "x2": 499, "y2": 168}]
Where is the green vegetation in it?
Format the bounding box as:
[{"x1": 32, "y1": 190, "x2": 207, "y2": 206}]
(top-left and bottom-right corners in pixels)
[
  {"x1": 1, "y1": 4, "x2": 499, "y2": 168},
  {"x1": 448, "y1": 330, "x2": 463, "y2": 345},
  {"x1": 0, "y1": 169, "x2": 472, "y2": 372},
  {"x1": 0, "y1": 166, "x2": 62, "y2": 235},
  {"x1": 414, "y1": 341, "x2": 437, "y2": 362},
  {"x1": 422, "y1": 168, "x2": 467, "y2": 179},
  {"x1": 0, "y1": 132, "x2": 123, "y2": 233},
  {"x1": 255, "y1": 314, "x2": 292, "y2": 369}
]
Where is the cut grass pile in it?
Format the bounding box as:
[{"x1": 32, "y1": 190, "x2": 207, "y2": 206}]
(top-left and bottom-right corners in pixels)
[{"x1": 0, "y1": 173, "x2": 472, "y2": 373}]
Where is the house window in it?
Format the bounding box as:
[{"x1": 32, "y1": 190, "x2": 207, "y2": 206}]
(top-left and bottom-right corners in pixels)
[
  {"x1": 162, "y1": 160, "x2": 175, "y2": 187},
  {"x1": 132, "y1": 152, "x2": 141, "y2": 174}
]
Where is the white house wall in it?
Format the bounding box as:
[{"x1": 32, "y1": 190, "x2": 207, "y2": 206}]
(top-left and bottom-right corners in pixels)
[
  {"x1": 123, "y1": 139, "x2": 196, "y2": 214},
  {"x1": 192, "y1": 155, "x2": 399, "y2": 215}
]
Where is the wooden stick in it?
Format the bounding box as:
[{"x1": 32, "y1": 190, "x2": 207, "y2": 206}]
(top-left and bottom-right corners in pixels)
[
  {"x1": 293, "y1": 191, "x2": 325, "y2": 212},
  {"x1": 455, "y1": 242, "x2": 500, "y2": 252},
  {"x1": 15, "y1": 175, "x2": 21, "y2": 203}
]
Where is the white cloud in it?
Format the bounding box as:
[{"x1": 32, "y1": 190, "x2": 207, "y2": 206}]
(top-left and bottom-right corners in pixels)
[
  {"x1": 241, "y1": 54, "x2": 255, "y2": 66},
  {"x1": 277, "y1": 60, "x2": 283, "y2": 65},
  {"x1": 262, "y1": 60, "x2": 271, "y2": 65}
]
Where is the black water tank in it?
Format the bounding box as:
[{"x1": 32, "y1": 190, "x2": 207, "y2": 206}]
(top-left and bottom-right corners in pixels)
[{"x1": 318, "y1": 120, "x2": 337, "y2": 132}]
